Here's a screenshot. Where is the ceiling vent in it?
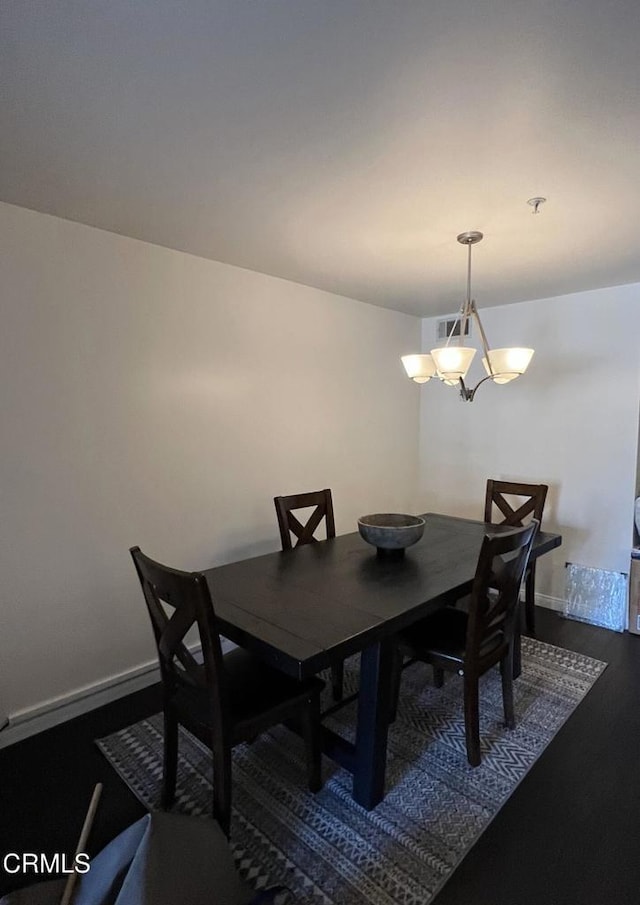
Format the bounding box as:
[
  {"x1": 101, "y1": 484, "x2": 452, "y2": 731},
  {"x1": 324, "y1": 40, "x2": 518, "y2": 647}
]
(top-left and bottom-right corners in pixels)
[{"x1": 436, "y1": 316, "x2": 471, "y2": 342}]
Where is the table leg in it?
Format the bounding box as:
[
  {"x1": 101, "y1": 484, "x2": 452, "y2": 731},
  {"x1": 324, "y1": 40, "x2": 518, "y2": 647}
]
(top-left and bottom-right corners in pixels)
[{"x1": 352, "y1": 638, "x2": 393, "y2": 809}]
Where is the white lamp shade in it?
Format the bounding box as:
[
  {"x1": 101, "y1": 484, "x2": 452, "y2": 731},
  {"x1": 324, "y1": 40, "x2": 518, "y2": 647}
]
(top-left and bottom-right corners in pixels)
[
  {"x1": 430, "y1": 346, "x2": 476, "y2": 382},
  {"x1": 401, "y1": 353, "x2": 437, "y2": 384},
  {"x1": 482, "y1": 348, "x2": 534, "y2": 384}
]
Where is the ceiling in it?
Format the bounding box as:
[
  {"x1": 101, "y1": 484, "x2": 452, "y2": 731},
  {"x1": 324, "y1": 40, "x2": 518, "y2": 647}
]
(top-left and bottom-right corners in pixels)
[{"x1": 2, "y1": 1, "x2": 640, "y2": 317}]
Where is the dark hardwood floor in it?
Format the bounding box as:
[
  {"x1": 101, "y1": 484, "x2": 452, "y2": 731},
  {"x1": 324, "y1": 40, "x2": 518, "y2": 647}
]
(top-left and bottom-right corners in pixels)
[
  {"x1": 435, "y1": 609, "x2": 640, "y2": 905},
  {"x1": 0, "y1": 683, "x2": 163, "y2": 897},
  {"x1": 0, "y1": 608, "x2": 638, "y2": 902}
]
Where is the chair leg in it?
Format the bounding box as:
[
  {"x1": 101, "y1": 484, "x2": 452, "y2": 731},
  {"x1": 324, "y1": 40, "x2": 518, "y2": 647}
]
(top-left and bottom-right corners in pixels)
[
  {"x1": 331, "y1": 661, "x2": 344, "y2": 701},
  {"x1": 161, "y1": 707, "x2": 178, "y2": 809},
  {"x1": 212, "y1": 741, "x2": 233, "y2": 839},
  {"x1": 300, "y1": 694, "x2": 322, "y2": 793},
  {"x1": 501, "y1": 649, "x2": 516, "y2": 730},
  {"x1": 433, "y1": 667, "x2": 445, "y2": 688},
  {"x1": 524, "y1": 563, "x2": 536, "y2": 635},
  {"x1": 463, "y1": 673, "x2": 481, "y2": 767},
  {"x1": 387, "y1": 646, "x2": 404, "y2": 724}
]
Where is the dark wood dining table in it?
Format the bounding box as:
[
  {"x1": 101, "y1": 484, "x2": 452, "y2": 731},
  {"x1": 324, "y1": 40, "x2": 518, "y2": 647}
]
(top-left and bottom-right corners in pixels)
[{"x1": 202, "y1": 512, "x2": 561, "y2": 810}]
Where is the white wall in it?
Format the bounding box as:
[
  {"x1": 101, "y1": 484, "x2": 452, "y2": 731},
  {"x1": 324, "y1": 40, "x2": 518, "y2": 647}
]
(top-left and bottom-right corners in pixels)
[
  {"x1": 5, "y1": 198, "x2": 636, "y2": 725},
  {"x1": 0, "y1": 202, "x2": 421, "y2": 719},
  {"x1": 417, "y1": 284, "x2": 640, "y2": 606}
]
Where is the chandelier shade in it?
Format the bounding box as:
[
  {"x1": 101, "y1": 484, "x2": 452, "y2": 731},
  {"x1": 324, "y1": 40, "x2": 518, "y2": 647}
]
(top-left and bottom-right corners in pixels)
[
  {"x1": 430, "y1": 346, "x2": 476, "y2": 382},
  {"x1": 401, "y1": 230, "x2": 535, "y2": 402},
  {"x1": 401, "y1": 353, "x2": 437, "y2": 383},
  {"x1": 482, "y1": 347, "x2": 534, "y2": 384}
]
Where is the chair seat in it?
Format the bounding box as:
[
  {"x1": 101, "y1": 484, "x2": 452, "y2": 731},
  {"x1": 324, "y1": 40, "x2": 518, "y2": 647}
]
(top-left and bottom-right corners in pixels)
[
  {"x1": 173, "y1": 647, "x2": 324, "y2": 736},
  {"x1": 400, "y1": 607, "x2": 504, "y2": 668},
  {"x1": 400, "y1": 608, "x2": 468, "y2": 666}
]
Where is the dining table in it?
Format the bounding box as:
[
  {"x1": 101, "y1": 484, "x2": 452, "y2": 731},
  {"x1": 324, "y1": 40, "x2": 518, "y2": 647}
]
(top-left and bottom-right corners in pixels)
[{"x1": 202, "y1": 512, "x2": 562, "y2": 810}]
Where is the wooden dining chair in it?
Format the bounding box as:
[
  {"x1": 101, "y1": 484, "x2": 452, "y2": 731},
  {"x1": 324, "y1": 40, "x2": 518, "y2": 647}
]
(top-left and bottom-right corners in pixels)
[
  {"x1": 130, "y1": 546, "x2": 324, "y2": 839},
  {"x1": 485, "y1": 479, "x2": 548, "y2": 634},
  {"x1": 273, "y1": 489, "x2": 344, "y2": 700},
  {"x1": 389, "y1": 521, "x2": 537, "y2": 766},
  {"x1": 274, "y1": 488, "x2": 336, "y2": 550}
]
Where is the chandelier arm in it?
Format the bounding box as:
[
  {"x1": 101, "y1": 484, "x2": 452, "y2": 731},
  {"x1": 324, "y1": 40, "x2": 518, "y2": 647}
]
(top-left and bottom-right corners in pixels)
[
  {"x1": 460, "y1": 302, "x2": 471, "y2": 345},
  {"x1": 445, "y1": 234, "x2": 475, "y2": 351},
  {"x1": 470, "y1": 301, "x2": 494, "y2": 373},
  {"x1": 444, "y1": 299, "x2": 467, "y2": 349},
  {"x1": 458, "y1": 371, "x2": 498, "y2": 402},
  {"x1": 458, "y1": 377, "x2": 473, "y2": 402}
]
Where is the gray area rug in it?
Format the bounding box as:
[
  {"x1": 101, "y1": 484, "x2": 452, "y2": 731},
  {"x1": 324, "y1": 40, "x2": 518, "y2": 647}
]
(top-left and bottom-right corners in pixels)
[{"x1": 97, "y1": 638, "x2": 605, "y2": 905}]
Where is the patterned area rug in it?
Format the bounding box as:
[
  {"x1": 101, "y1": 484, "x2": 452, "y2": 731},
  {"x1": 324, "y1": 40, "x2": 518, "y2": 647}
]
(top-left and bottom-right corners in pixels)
[{"x1": 97, "y1": 638, "x2": 605, "y2": 904}]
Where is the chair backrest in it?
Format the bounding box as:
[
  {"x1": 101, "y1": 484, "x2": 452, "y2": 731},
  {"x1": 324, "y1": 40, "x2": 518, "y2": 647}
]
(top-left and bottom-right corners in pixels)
[
  {"x1": 466, "y1": 521, "x2": 538, "y2": 661},
  {"x1": 484, "y1": 480, "x2": 548, "y2": 527},
  {"x1": 130, "y1": 547, "x2": 227, "y2": 722},
  {"x1": 273, "y1": 489, "x2": 335, "y2": 550}
]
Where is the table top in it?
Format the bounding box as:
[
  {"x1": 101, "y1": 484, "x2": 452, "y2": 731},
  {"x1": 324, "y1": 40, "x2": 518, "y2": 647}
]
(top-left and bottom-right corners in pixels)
[{"x1": 202, "y1": 512, "x2": 562, "y2": 680}]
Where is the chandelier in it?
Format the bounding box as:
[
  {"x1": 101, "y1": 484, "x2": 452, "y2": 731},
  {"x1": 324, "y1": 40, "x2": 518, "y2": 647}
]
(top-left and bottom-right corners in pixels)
[{"x1": 401, "y1": 231, "x2": 534, "y2": 402}]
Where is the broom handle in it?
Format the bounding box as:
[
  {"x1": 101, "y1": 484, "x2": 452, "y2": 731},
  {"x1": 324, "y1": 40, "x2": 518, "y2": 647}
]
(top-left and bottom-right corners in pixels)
[{"x1": 59, "y1": 782, "x2": 103, "y2": 905}]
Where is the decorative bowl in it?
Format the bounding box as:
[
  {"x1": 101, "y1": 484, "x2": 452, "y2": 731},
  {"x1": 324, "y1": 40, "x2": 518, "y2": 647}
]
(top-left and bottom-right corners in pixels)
[{"x1": 357, "y1": 513, "x2": 425, "y2": 557}]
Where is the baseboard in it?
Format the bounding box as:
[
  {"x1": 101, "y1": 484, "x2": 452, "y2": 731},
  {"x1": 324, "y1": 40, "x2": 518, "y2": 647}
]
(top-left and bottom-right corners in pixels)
[
  {"x1": 0, "y1": 640, "x2": 234, "y2": 750},
  {"x1": 536, "y1": 592, "x2": 566, "y2": 613},
  {"x1": 0, "y1": 658, "x2": 162, "y2": 749}
]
